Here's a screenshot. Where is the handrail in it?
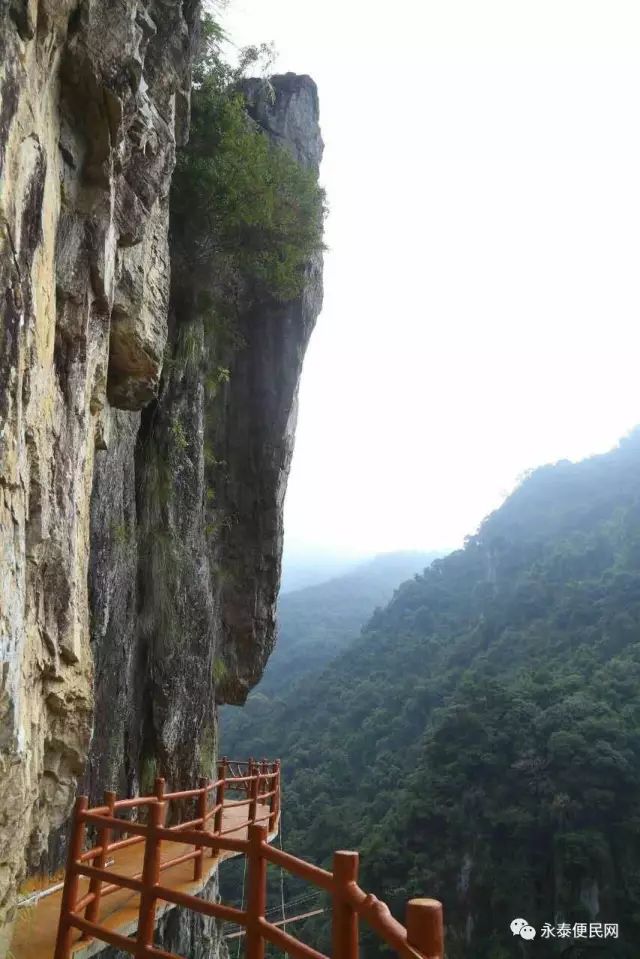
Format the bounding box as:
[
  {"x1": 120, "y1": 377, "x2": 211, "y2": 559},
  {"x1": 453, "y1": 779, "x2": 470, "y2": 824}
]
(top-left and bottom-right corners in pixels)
[
  {"x1": 53, "y1": 758, "x2": 444, "y2": 959},
  {"x1": 54, "y1": 758, "x2": 279, "y2": 957}
]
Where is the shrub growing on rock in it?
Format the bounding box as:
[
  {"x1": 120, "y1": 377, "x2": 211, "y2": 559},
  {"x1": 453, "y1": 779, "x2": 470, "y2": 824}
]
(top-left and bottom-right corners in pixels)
[{"x1": 171, "y1": 14, "x2": 326, "y2": 302}]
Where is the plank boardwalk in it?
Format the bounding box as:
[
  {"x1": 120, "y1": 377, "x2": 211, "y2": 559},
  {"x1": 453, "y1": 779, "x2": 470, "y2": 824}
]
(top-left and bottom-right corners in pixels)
[
  {"x1": 9, "y1": 801, "x2": 274, "y2": 959},
  {"x1": 8, "y1": 759, "x2": 445, "y2": 959}
]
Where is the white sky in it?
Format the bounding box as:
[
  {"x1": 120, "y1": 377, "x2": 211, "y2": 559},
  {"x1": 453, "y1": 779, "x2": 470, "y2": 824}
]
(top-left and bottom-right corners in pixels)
[{"x1": 221, "y1": 1, "x2": 640, "y2": 555}]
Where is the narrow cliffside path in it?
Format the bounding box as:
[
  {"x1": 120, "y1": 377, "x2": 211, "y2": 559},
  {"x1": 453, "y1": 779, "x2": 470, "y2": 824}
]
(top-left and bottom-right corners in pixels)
[
  {"x1": 10, "y1": 801, "x2": 274, "y2": 959},
  {"x1": 10, "y1": 761, "x2": 445, "y2": 959}
]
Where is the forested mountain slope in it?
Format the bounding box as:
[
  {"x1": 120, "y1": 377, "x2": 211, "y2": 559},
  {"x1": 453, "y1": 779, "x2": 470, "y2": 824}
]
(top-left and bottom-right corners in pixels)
[
  {"x1": 241, "y1": 551, "x2": 440, "y2": 693},
  {"x1": 221, "y1": 551, "x2": 440, "y2": 752},
  {"x1": 223, "y1": 431, "x2": 640, "y2": 958}
]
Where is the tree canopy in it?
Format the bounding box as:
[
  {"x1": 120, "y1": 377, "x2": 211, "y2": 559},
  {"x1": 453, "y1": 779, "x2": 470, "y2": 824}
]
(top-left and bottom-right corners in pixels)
[
  {"x1": 222, "y1": 429, "x2": 640, "y2": 959},
  {"x1": 171, "y1": 14, "x2": 326, "y2": 302}
]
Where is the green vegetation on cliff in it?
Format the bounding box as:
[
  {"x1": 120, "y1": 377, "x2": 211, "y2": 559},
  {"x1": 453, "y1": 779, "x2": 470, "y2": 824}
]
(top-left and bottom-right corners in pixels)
[
  {"x1": 127, "y1": 11, "x2": 326, "y2": 789},
  {"x1": 225, "y1": 430, "x2": 640, "y2": 958},
  {"x1": 171, "y1": 15, "x2": 326, "y2": 301}
]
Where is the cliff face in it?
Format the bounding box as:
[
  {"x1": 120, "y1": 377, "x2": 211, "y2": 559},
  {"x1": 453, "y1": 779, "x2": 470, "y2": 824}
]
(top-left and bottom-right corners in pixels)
[
  {"x1": 213, "y1": 74, "x2": 324, "y2": 704},
  {"x1": 0, "y1": 2, "x2": 323, "y2": 949},
  {"x1": 85, "y1": 72, "x2": 323, "y2": 809},
  {"x1": 0, "y1": 0, "x2": 199, "y2": 941}
]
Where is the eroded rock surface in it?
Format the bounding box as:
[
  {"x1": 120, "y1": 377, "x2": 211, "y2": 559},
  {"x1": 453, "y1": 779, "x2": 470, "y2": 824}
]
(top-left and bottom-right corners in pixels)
[
  {"x1": 85, "y1": 72, "x2": 324, "y2": 798},
  {"x1": 0, "y1": 0, "x2": 198, "y2": 943},
  {"x1": 213, "y1": 75, "x2": 324, "y2": 704}
]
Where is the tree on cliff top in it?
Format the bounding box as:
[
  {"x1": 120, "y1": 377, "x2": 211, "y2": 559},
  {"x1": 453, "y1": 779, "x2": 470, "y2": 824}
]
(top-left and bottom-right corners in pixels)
[{"x1": 171, "y1": 13, "x2": 326, "y2": 301}]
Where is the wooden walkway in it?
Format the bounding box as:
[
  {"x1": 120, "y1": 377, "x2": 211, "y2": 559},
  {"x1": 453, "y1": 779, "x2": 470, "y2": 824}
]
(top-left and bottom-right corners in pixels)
[
  {"x1": 9, "y1": 801, "x2": 273, "y2": 959},
  {"x1": 8, "y1": 759, "x2": 445, "y2": 959}
]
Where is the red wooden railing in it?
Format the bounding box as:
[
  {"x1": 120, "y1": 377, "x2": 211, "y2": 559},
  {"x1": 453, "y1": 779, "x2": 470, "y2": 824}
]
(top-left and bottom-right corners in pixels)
[{"x1": 54, "y1": 757, "x2": 444, "y2": 959}]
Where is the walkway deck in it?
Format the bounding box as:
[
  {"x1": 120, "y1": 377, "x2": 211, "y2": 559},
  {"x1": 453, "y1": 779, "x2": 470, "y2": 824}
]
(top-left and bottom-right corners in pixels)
[{"x1": 9, "y1": 801, "x2": 274, "y2": 959}]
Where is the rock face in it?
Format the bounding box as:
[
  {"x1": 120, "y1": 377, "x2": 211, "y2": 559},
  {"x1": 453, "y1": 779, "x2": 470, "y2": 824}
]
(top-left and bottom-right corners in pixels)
[
  {"x1": 213, "y1": 74, "x2": 324, "y2": 704},
  {"x1": 242, "y1": 73, "x2": 324, "y2": 170},
  {"x1": 85, "y1": 69, "x2": 324, "y2": 802},
  {"x1": 0, "y1": 0, "x2": 199, "y2": 943},
  {"x1": 0, "y1": 2, "x2": 323, "y2": 949}
]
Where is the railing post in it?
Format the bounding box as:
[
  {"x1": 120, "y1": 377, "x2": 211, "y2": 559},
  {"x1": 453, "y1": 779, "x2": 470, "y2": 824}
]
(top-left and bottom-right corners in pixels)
[
  {"x1": 155, "y1": 777, "x2": 166, "y2": 804},
  {"x1": 273, "y1": 760, "x2": 281, "y2": 829},
  {"x1": 213, "y1": 759, "x2": 227, "y2": 856},
  {"x1": 332, "y1": 851, "x2": 359, "y2": 959},
  {"x1": 154, "y1": 777, "x2": 167, "y2": 829},
  {"x1": 82, "y1": 789, "x2": 116, "y2": 937},
  {"x1": 136, "y1": 799, "x2": 165, "y2": 957},
  {"x1": 54, "y1": 796, "x2": 88, "y2": 959},
  {"x1": 194, "y1": 776, "x2": 208, "y2": 881},
  {"x1": 259, "y1": 759, "x2": 268, "y2": 821},
  {"x1": 268, "y1": 762, "x2": 277, "y2": 833},
  {"x1": 248, "y1": 756, "x2": 255, "y2": 799},
  {"x1": 406, "y1": 899, "x2": 444, "y2": 959},
  {"x1": 246, "y1": 823, "x2": 268, "y2": 959},
  {"x1": 248, "y1": 761, "x2": 259, "y2": 826}
]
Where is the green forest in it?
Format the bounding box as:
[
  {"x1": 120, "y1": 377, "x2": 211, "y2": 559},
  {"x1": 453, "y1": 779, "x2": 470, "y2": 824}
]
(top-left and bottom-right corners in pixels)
[
  {"x1": 221, "y1": 430, "x2": 640, "y2": 958},
  {"x1": 223, "y1": 550, "x2": 439, "y2": 706}
]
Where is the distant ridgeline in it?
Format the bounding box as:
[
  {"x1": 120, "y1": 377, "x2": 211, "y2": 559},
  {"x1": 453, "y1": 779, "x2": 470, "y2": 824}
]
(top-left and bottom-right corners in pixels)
[
  {"x1": 221, "y1": 550, "x2": 441, "y2": 769},
  {"x1": 225, "y1": 431, "x2": 640, "y2": 958},
  {"x1": 232, "y1": 551, "x2": 442, "y2": 698}
]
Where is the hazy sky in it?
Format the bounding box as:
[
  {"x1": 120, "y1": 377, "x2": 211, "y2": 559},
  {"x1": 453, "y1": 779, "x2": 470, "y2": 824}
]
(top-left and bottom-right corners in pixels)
[{"x1": 221, "y1": 1, "x2": 640, "y2": 556}]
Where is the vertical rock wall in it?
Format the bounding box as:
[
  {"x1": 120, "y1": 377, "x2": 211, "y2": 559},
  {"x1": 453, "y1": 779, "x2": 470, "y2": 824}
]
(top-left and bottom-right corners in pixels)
[
  {"x1": 213, "y1": 75, "x2": 324, "y2": 704},
  {"x1": 85, "y1": 71, "x2": 324, "y2": 799},
  {"x1": 0, "y1": 0, "x2": 199, "y2": 944},
  {"x1": 85, "y1": 70, "x2": 324, "y2": 957}
]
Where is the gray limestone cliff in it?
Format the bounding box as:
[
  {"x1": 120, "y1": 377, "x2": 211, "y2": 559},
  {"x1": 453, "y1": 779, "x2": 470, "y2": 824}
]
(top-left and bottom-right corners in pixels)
[{"x1": 0, "y1": 1, "x2": 323, "y2": 951}]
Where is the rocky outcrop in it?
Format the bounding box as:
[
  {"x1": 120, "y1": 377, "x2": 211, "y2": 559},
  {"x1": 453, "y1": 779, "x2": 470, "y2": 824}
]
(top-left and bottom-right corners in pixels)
[
  {"x1": 213, "y1": 74, "x2": 324, "y2": 704},
  {"x1": 0, "y1": 0, "x2": 198, "y2": 945},
  {"x1": 85, "y1": 70, "x2": 324, "y2": 798},
  {"x1": 84, "y1": 70, "x2": 324, "y2": 956},
  {"x1": 1, "y1": 1, "x2": 323, "y2": 947},
  {"x1": 242, "y1": 73, "x2": 324, "y2": 170}
]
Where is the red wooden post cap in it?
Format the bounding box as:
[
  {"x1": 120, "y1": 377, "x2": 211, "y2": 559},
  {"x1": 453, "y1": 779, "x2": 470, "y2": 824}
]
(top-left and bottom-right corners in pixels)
[
  {"x1": 406, "y1": 899, "x2": 443, "y2": 959},
  {"x1": 333, "y1": 850, "x2": 359, "y2": 883},
  {"x1": 248, "y1": 822, "x2": 268, "y2": 842}
]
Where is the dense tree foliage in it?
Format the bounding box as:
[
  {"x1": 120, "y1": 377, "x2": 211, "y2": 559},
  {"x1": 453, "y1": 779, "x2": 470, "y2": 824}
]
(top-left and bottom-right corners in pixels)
[
  {"x1": 171, "y1": 15, "x2": 326, "y2": 302},
  {"x1": 221, "y1": 431, "x2": 640, "y2": 958}
]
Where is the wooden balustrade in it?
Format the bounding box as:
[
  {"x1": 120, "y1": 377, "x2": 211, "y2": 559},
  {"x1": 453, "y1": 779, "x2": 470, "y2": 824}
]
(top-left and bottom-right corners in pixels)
[
  {"x1": 80, "y1": 789, "x2": 115, "y2": 940},
  {"x1": 53, "y1": 759, "x2": 443, "y2": 959}
]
